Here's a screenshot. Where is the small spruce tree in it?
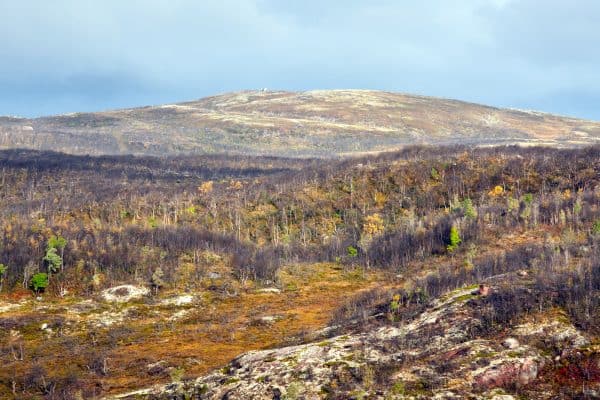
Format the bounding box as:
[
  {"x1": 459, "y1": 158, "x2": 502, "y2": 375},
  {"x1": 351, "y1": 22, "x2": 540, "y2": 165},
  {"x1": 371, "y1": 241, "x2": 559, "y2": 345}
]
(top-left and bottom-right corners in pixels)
[
  {"x1": 44, "y1": 247, "x2": 62, "y2": 274},
  {"x1": 47, "y1": 235, "x2": 67, "y2": 270},
  {"x1": 150, "y1": 267, "x2": 166, "y2": 294},
  {"x1": 461, "y1": 198, "x2": 477, "y2": 219},
  {"x1": 447, "y1": 225, "x2": 462, "y2": 252}
]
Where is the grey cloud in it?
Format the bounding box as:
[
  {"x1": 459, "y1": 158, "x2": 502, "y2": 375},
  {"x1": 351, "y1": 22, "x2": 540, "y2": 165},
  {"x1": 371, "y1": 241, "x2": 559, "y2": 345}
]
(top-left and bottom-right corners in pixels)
[{"x1": 0, "y1": 1, "x2": 598, "y2": 119}]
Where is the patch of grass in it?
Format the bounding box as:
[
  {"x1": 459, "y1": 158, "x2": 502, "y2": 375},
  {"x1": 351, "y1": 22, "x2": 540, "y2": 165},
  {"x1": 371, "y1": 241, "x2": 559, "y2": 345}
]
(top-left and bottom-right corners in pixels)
[
  {"x1": 403, "y1": 378, "x2": 432, "y2": 396},
  {"x1": 349, "y1": 389, "x2": 367, "y2": 399},
  {"x1": 451, "y1": 292, "x2": 476, "y2": 304},
  {"x1": 283, "y1": 381, "x2": 303, "y2": 400},
  {"x1": 281, "y1": 355, "x2": 298, "y2": 366},
  {"x1": 285, "y1": 282, "x2": 299, "y2": 292},
  {"x1": 390, "y1": 380, "x2": 405, "y2": 395},
  {"x1": 323, "y1": 360, "x2": 348, "y2": 368},
  {"x1": 169, "y1": 367, "x2": 185, "y2": 383},
  {"x1": 475, "y1": 350, "x2": 497, "y2": 359},
  {"x1": 441, "y1": 284, "x2": 479, "y2": 302},
  {"x1": 220, "y1": 365, "x2": 232, "y2": 374},
  {"x1": 343, "y1": 268, "x2": 366, "y2": 282},
  {"x1": 224, "y1": 377, "x2": 239, "y2": 385}
]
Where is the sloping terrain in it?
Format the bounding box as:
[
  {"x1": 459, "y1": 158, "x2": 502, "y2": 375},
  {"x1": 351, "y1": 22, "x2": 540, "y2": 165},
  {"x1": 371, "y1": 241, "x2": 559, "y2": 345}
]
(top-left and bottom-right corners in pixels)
[
  {"x1": 1, "y1": 90, "x2": 600, "y2": 157},
  {"x1": 0, "y1": 146, "x2": 599, "y2": 399},
  {"x1": 120, "y1": 271, "x2": 599, "y2": 399}
]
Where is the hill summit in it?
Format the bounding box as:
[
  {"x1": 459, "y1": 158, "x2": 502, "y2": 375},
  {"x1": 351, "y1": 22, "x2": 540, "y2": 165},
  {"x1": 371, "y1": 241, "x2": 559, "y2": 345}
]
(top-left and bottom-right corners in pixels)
[{"x1": 1, "y1": 90, "x2": 599, "y2": 156}]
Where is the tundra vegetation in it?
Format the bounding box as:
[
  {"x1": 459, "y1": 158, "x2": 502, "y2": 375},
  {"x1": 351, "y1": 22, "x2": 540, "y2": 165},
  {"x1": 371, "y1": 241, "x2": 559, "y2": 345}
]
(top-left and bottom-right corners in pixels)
[
  {"x1": 2, "y1": 90, "x2": 600, "y2": 157},
  {"x1": 0, "y1": 145, "x2": 599, "y2": 398}
]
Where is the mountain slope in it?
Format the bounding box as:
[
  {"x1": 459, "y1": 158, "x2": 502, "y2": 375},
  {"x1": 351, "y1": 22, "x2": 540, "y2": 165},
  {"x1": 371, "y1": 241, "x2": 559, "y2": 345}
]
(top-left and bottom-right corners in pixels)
[{"x1": 1, "y1": 90, "x2": 599, "y2": 157}]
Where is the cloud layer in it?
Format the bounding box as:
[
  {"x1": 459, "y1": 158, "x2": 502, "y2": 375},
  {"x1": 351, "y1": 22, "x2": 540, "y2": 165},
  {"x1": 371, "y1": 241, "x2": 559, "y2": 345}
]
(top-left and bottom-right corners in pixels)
[{"x1": 1, "y1": 0, "x2": 598, "y2": 119}]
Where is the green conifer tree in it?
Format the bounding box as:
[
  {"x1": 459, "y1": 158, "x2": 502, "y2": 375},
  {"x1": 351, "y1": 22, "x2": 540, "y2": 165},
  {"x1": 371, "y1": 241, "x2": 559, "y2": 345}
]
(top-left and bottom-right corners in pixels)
[{"x1": 447, "y1": 225, "x2": 462, "y2": 252}]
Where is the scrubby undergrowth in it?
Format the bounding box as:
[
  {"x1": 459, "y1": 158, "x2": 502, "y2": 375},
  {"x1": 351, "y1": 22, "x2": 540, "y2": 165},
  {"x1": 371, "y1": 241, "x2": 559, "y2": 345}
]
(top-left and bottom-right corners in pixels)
[{"x1": 0, "y1": 145, "x2": 599, "y2": 398}]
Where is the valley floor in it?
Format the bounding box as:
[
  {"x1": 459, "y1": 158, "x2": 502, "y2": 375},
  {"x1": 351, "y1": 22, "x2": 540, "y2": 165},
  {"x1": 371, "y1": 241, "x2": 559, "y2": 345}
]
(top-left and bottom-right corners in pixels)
[{"x1": 0, "y1": 263, "x2": 388, "y2": 398}]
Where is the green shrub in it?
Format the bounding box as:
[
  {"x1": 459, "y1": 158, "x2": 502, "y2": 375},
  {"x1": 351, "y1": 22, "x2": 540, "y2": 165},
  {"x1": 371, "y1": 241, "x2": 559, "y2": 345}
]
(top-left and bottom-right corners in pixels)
[
  {"x1": 0, "y1": 263, "x2": 6, "y2": 291},
  {"x1": 391, "y1": 381, "x2": 405, "y2": 395},
  {"x1": 30, "y1": 272, "x2": 49, "y2": 293},
  {"x1": 347, "y1": 245, "x2": 358, "y2": 258},
  {"x1": 169, "y1": 366, "x2": 185, "y2": 382},
  {"x1": 593, "y1": 220, "x2": 600, "y2": 236},
  {"x1": 48, "y1": 235, "x2": 67, "y2": 251}
]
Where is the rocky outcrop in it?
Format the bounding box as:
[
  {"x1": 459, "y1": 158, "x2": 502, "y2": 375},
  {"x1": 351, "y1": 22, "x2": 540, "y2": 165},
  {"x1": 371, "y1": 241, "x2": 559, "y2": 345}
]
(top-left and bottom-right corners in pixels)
[
  {"x1": 101, "y1": 285, "x2": 149, "y2": 303},
  {"x1": 473, "y1": 357, "x2": 542, "y2": 389},
  {"x1": 105, "y1": 280, "x2": 594, "y2": 400}
]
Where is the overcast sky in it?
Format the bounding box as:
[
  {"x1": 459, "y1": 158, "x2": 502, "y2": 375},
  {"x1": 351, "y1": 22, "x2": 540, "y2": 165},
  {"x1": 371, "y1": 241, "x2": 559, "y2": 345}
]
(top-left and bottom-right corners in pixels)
[{"x1": 1, "y1": 0, "x2": 599, "y2": 119}]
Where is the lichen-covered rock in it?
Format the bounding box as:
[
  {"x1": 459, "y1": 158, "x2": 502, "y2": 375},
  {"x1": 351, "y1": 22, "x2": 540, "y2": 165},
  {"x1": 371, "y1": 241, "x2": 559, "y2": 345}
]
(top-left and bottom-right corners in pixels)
[
  {"x1": 502, "y1": 337, "x2": 519, "y2": 349},
  {"x1": 490, "y1": 394, "x2": 516, "y2": 400},
  {"x1": 168, "y1": 309, "x2": 194, "y2": 322},
  {"x1": 147, "y1": 361, "x2": 169, "y2": 376},
  {"x1": 101, "y1": 285, "x2": 149, "y2": 303},
  {"x1": 255, "y1": 287, "x2": 281, "y2": 294},
  {"x1": 0, "y1": 301, "x2": 25, "y2": 313},
  {"x1": 160, "y1": 294, "x2": 195, "y2": 307},
  {"x1": 513, "y1": 319, "x2": 589, "y2": 349},
  {"x1": 473, "y1": 357, "x2": 541, "y2": 389}
]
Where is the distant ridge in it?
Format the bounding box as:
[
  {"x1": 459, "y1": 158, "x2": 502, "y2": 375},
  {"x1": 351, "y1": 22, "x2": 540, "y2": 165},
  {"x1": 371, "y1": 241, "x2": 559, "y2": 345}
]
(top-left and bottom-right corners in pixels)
[{"x1": 1, "y1": 90, "x2": 599, "y2": 157}]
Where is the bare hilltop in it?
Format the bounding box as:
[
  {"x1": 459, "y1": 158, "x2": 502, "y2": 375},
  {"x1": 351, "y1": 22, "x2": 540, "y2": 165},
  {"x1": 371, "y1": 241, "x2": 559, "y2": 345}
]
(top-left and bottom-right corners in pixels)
[{"x1": 2, "y1": 90, "x2": 599, "y2": 156}]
